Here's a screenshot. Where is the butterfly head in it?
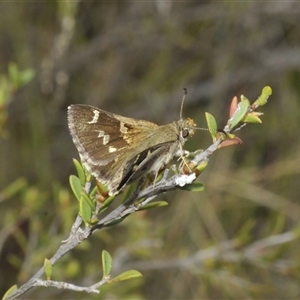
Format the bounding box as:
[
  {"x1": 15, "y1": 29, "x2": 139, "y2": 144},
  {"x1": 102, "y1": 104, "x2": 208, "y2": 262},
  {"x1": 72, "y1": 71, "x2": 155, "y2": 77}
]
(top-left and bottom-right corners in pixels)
[{"x1": 178, "y1": 117, "x2": 197, "y2": 142}]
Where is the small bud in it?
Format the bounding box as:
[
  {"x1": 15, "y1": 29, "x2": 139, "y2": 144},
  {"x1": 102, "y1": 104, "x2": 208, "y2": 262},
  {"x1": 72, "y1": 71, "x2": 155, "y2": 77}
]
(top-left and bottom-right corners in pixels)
[
  {"x1": 194, "y1": 160, "x2": 208, "y2": 176},
  {"x1": 244, "y1": 113, "x2": 262, "y2": 124},
  {"x1": 228, "y1": 100, "x2": 250, "y2": 129},
  {"x1": 252, "y1": 86, "x2": 272, "y2": 108},
  {"x1": 96, "y1": 180, "x2": 109, "y2": 202},
  {"x1": 218, "y1": 137, "x2": 243, "y2": 149},
  {"x1": 182, "y1": 161, "x2": 197, "y2": 175},
  {"x1": 229, "y1": 96, "x2": 238, "y2": 118}
]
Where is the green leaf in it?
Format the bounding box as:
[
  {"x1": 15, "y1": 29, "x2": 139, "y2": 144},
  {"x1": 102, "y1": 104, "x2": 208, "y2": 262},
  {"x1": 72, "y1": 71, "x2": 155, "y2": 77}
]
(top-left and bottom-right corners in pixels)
[
  {"x1": 19, "y1": 69, "x2": 35, "y2": 86},
  {"x1": 205, "y1": 112, "x2": 217, "y2": 141},
  {"x1": 194, "y1": 160, "x2": 208, "y2": 175},
  {"x1": 81, "y1": 191, "x2": 95, "y2": 210},
  {"x1": 85, "y1": 171, "x2": 92, "y2": 182},
  {"x1": 109, "y1": 270, "x2": 143, "y2": 283},
  {"x1": 44, "y1": 258, "x2": 52, "y2": 280},
  {"x1": 8, "y1": 62, "x2": 19, "y2": 87},
  {"x1": 99, "y1": 195, "x2": 116, "y2": 212},
  {"x1": 121, "y1": 183, "x2": 137, "y2": 203},
  {"x1": 0, "y1": 77, "x2": 10, "y2": 106},
  {"x1": 0, "y1": 177, "x2": 27, "y2": 201},
  {"x1": 96, "y1": 181, "x2": 109, "y2": 195},
  {"x1": 73, "y1": 159, "x2": 86, "y2": 186},
  {"x1": 89, "y1": 185, "x2": 98, "y2": 198},
  {"x1": 228, "y1": 99, "x2": 249, "y2": 129},
  {"x1": 240, "y1": 94, "x2": 250, "y2": 105},
  {"x1": 102, "y1": 250, "x2": 112, "y2": 277},
  {"x1": 2, "y1": 284, "x2": 18, "y2": 300},
  {"x1": 8, "y1": 63, "x2": 35, "y2": 88},
  {"x1": 79, "y1": 196, "x2": 92, "y2": 224},
  {"x1": 69, "y1": 175, "x2": 82, "y2": 201},
  {"x1": 254, "y1": 86, "x2": 272, "y2": 107},
  {"x1": 179, "y1": 182, "x2": 204, "y2": 192},
  {"x1": 139, "y1": 201, "x2": 169, "y2": 211},
  {"x1": 243, "y1": 114, "x2": 262, "y2": 124}
]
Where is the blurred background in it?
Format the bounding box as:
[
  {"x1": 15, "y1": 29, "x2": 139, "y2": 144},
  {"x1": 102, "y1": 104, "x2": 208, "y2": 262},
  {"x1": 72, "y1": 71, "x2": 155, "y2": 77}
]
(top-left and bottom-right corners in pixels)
[{"x1": 1, "y1": 1, "x2": 300, "y2": 299}]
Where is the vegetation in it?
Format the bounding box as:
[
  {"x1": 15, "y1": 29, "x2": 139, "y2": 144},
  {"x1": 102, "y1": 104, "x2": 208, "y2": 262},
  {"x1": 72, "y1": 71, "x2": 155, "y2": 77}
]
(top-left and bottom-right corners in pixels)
[{"x1": 1, "y1": 2, "x2": 300, "y2": 299}]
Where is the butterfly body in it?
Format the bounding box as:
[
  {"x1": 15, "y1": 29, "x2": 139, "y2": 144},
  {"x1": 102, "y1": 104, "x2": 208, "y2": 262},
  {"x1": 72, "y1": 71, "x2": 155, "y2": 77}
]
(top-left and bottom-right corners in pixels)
[{"x1": 68, "y1": 104, "x2": 196, "y2": 195}]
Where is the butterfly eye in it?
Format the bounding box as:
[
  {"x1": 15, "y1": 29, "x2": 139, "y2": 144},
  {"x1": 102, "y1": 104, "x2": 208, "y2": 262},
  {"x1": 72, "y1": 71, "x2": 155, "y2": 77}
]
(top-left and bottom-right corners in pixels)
[{"x1": 181, "y1": 129, "x2": 189, "y2": 138}]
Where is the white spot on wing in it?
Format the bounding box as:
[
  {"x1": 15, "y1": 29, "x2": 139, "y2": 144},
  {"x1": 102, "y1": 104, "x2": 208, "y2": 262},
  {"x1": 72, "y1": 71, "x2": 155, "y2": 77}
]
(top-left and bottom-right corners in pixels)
[
  {"x1": 103, "y1": 134, "x2": 110, "y2": 145},
  {"x1": 98, "y1": 130, "x2": 105, "y2": 137},
  {"x1": 97, "y1": 130, "x2": 110, "y2": 145},
  {"x1": 120, "y1": 122, "x2": 127, "y2": 133},
  {"x1": 109, "y1": 146, "x2": 117, "y2": 153},
  {"x1": 88, "y1": 110, "x2": 100, "y2": 124}
]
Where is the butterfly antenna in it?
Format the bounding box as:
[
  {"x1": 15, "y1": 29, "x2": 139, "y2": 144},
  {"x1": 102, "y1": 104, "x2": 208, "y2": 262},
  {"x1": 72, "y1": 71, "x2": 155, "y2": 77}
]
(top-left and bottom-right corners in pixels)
[
  {"x1": 180, "y1": 88, "x2": 187, "y2": 119},
  {"x1": 179, "y1": 88, "x2": 209, "y2": 132},
  {"x1": 195, "y1": 127, "x2": 209, "y2": 131}
]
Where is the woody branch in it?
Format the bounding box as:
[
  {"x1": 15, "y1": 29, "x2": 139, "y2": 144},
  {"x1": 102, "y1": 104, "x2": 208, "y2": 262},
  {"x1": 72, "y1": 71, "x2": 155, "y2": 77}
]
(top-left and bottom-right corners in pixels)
[{"x1": 6, "y1": 88, "x2": 270, "y2": 299}]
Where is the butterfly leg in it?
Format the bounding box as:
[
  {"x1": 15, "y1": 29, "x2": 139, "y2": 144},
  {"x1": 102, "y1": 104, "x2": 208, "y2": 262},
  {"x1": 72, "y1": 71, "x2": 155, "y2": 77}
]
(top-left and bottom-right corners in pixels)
[{"x1": 177, "y1": 144, "x2": 193, "y2": 173}]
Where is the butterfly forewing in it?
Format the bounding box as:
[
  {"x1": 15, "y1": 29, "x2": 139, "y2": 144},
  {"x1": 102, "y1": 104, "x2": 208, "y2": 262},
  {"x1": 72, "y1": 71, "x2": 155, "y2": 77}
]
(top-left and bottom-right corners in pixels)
[
  {"x1": 68, "y1": 105, "x2": 167, "y2": 194},
  {"x1": 69, "y1": 105, "x2": 124, "y2": 163},
  {"x1": 68, "y1": 105, "x2": 157, "y2": 162}
]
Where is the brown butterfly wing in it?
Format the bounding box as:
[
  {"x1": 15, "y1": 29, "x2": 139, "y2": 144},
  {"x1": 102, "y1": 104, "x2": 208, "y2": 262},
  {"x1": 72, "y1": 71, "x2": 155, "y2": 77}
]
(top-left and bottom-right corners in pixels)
[
  {"x1": 68, "y1": 104, "x2": 169, "y2": 194},
  {"x1": 68, "y1": 105, "x2": 158, "y2": 163}
]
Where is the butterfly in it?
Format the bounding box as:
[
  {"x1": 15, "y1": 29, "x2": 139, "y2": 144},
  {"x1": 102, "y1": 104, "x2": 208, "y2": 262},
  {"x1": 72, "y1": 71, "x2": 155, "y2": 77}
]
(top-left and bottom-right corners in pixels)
[{"x1": 68, "y1": 101, "x2": 197, "y2": 196}]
